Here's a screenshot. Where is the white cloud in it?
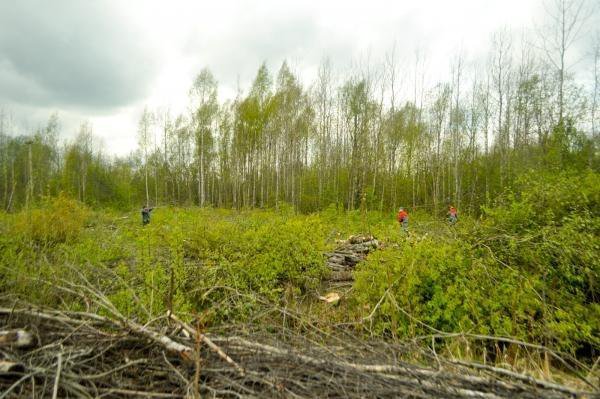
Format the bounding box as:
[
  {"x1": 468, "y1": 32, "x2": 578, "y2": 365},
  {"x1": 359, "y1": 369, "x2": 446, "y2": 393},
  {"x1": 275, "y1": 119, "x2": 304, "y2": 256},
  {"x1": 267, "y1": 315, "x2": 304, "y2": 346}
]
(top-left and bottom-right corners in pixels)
[{"x1": 1, "y1": 0, "x2": 597, "y2": 155}]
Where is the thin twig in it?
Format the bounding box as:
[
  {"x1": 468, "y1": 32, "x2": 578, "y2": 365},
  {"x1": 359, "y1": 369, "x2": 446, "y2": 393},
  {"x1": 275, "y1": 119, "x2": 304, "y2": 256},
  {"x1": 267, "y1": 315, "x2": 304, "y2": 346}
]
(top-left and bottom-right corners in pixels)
[{"x1": 51, "y1": 351, "x2": 62, "y2": 399}]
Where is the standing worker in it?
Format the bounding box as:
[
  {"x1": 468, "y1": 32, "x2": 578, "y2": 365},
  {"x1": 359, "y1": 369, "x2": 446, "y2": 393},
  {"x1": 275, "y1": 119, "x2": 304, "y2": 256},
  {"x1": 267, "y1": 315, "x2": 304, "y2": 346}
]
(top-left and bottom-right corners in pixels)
[
  {"x1": 448, "y1": 205, "x2": 458, "y2": 225},
  {"x1": 397, "y1": 207, "x2": 409, "y2": 234},
  {"x1": 141, "y1": 205, "x2": 154, "y2": 225}
]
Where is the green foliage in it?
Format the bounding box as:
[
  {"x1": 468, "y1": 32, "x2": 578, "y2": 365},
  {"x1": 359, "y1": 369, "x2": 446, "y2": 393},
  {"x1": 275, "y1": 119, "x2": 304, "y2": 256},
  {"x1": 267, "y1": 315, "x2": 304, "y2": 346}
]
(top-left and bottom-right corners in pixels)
[
  {"x1": 9, "y1": 193, "x2": 89, "y2": 245},
  {"x1": 484, "y1": 169, "x2": 599, "y2": 230},
  {"x1": 480, "y1": 170, "x2": 600, "y2": 351},
  {"x1": 353, "y1": 237, "x2": 534, "y2": 338},
  {"x1": 183, "y1": 210, "x2": 327, "y2": 301},
  {"x1": 352, "y1": 170, "x2": 600, "y2": 355},
  {"x1": 0, "y1": 206, "x2": 332, "y2": 323},
  {"x1": 1, "y1": 171, "x2": 597, "y2": 361}
]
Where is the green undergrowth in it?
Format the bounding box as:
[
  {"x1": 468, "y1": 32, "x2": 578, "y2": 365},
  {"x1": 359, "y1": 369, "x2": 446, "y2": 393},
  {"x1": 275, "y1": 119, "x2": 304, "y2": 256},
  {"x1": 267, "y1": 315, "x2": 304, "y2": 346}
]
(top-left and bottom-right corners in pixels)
[
  {"x1": 0, "y1": 205, "x2": 334, "y2": 322},
  {"x1": 351, "y1": 170, "x2": 599, "y2": 364},
  {"x1": 0, "y1": 170, "x2": 598, "y2": 375}
]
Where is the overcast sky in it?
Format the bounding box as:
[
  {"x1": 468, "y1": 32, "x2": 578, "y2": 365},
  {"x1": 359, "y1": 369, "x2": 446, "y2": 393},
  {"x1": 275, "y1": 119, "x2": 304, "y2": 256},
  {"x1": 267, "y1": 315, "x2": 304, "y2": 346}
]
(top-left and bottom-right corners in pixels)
[{"x1": 0, "y1": 0, "x2": 598, "y2": 156}]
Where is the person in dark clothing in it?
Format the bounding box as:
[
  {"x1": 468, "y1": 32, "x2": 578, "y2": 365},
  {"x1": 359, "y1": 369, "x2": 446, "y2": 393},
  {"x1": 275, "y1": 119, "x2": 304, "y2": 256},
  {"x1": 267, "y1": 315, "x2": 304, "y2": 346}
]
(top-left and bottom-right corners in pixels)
[{"x1": 141, "y1": 205, "x2": 154, "y2": 225}]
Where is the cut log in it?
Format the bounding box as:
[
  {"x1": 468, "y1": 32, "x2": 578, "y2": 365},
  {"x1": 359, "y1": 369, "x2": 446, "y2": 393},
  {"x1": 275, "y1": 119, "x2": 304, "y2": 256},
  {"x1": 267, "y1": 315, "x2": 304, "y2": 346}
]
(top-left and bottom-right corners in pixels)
[
  {"x1": 326, "y1": 261, "x2": 346, "y2": 267},
  {"x1": 325, "y1": 235, "x2": 380, "y2": 283},
  {"x1": 0, "y1": 360, "x2": 25, "y2": 373},
  {"x1": 328, "y1": 281, "x2": 353, "y2": 288},
  {"x1": 330, "y1": 271, "x2": 353, "y2": 282},
  {"x1": 350, "y1": 245, "x2": 371, "y2": 253},
  {"x1": 344, "y1": 254, "x2": 363, "y2": 264},
  {"x1": 348, "y1": 235, "x2": 374, "y2": 244},
  {"x1": 333, "y1": 249, "x2": 355, "y2": 255},
  {"x1": 0, "y1": 330, "x2": 34, "y2": 348},
  {"x1": 327, "y1": 263, "x2": 350, "y2": 271},
  {"x1": 318, "y1": 292, "x2": 341, "y2": 305}
]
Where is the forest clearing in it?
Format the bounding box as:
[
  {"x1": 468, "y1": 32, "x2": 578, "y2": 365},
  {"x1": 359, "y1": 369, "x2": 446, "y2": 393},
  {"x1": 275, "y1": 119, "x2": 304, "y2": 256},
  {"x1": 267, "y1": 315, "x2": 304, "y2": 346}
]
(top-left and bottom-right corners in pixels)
[
  {"x1": 1, "y1": 0, "x2": 600, "y2": 397},
  {"x1": 1, "y1": 168, "x2": 599, "y2": 397}
]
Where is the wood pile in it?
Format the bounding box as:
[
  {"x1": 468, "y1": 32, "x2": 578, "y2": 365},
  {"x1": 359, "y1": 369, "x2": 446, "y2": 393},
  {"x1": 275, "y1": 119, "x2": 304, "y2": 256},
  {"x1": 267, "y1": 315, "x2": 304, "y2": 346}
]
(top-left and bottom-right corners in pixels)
[{"x1": 325, "y1": 235, "x2": 379, "y2": 282}]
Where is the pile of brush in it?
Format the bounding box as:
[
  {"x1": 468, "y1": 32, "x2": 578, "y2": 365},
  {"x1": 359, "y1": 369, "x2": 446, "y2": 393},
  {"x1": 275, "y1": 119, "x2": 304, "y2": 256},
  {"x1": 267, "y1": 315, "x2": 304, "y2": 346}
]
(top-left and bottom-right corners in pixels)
[{"x1": 1, "y1": 302, "x2": 594, "y2": 398}]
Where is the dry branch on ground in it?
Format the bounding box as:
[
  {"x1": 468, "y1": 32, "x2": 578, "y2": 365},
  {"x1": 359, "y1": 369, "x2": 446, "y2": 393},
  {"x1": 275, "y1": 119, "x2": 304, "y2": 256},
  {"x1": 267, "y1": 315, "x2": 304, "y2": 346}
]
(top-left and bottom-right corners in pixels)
[{"x1": 0, "y1": 302, "x2": 596, "y2": 399}]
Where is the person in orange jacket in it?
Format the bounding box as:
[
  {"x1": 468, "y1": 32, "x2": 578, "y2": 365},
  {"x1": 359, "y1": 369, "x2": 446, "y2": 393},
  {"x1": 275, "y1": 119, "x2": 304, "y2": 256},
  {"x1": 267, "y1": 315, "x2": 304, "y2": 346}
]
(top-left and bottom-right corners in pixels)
[
  {"x1": 448, "y1": 205, "x2": 458, "y2": 225},
  {"x1": 397, "y1": 207, "x2": 409, "y2": 234}
]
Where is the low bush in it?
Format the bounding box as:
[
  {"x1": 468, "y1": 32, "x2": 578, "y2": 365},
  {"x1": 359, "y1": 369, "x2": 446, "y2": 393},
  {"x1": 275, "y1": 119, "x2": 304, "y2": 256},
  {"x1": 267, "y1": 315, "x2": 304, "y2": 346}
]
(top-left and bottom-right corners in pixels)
[
  {"x1": 352, "y1": 170, "x2": 599, "y2": 356},
  {"x1": 9, "y1": 193, "x2": 89, "y2": 245}
]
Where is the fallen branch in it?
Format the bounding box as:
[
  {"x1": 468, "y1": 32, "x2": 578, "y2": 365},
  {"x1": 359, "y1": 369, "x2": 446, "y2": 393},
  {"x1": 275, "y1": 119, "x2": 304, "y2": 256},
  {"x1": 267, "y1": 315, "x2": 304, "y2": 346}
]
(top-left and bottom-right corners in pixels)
[
  {"x1": 51, "y1": 352, "x2": 62, "y2": 399},
  {"x1": 0, "y1": 300, "x2": 594, "y2": 398},
  {"x1": 168, "y1": 312, "x2": 245, "y2": 376}
]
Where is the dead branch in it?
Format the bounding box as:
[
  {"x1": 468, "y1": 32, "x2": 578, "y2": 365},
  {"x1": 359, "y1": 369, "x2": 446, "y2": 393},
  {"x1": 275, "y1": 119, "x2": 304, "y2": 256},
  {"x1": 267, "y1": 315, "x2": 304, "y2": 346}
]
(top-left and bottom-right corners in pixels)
[{"x1": 0, "y1": 299, "x2": 595, "y2": 399}]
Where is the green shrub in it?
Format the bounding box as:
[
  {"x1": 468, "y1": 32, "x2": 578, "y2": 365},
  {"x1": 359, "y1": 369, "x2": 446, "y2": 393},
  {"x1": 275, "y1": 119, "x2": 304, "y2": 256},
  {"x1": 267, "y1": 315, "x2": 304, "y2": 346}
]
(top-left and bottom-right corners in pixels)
[
  {"x1": 352, "y1": 170, "x2": 600, "y2": 355},
  {"x1": 353, "y1": 238, "x2": 530, "y2": 338},
  {"x1": 11, "y1": 193, "x2": 89, "y2": 245},
  {"x1": 183, "y1": 211, "x2": 328, "y2": 301}
]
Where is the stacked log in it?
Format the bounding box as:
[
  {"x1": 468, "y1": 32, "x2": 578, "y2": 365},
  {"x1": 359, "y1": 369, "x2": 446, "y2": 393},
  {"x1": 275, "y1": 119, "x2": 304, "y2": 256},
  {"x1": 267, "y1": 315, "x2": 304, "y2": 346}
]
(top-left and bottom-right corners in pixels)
[{"x1": 325, "y1": 235, "x2": 379, "y2": 281}]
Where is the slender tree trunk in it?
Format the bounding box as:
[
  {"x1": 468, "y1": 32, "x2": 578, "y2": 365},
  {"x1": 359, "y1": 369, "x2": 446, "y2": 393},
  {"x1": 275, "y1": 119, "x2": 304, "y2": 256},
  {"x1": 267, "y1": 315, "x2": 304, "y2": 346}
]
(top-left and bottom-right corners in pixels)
[
  {"x1": 6, "y1": 159, "x2": 15, "y2": 212},
  {"x1": 81, "y1": 158, "x2": 87, "y2": 204},
  {"x1": 199, "y1": 129, "x2": 205, "y2": 207},
  {"x1": 145, "y1": 158, "x2": 149, "y2": 206},
  {"x1": 26, "y1": 142, "x2": 33, "y2": 208},
  {"x1": 275, "y1": 143, "x2": 280, "y2": 209}
]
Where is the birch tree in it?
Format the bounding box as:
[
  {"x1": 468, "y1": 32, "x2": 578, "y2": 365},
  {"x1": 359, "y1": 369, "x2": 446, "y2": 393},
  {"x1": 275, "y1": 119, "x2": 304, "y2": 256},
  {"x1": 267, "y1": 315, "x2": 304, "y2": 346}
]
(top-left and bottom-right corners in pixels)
[
  {"x1": 190, "y1": 68, "x2": 218, "y2": 207},
  {"x1": 540, "y1": 0, "x2": 589, "y2": 122},
  {"x1": 138, "y1": 107, "x2": 153, "y2": 206}
]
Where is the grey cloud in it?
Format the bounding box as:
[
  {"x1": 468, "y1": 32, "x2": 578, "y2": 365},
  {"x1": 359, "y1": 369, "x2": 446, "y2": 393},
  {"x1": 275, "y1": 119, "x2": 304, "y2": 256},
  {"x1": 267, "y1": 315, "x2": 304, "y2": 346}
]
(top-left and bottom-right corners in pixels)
[
  {"x1": 184, "y1": 7, "x2": 353, "y2": 92},
  {"x1": 0, "y1": 1, "x2": 158, "y2": 112},
  {"x1": 184, "y1": 4, "x2": 419, "y2": 95}
]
